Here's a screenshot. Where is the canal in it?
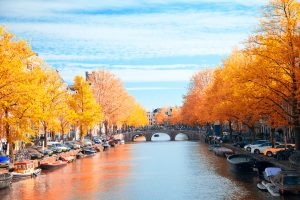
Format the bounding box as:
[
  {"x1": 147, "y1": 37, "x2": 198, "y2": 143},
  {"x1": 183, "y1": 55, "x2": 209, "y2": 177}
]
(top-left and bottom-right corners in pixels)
[{"x1": 0, "y1": 140, "x2": 297, "y2": 200}]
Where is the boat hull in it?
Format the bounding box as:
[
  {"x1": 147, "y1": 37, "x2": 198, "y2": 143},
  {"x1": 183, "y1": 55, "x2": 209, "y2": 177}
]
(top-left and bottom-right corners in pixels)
[
  {"x1": 227, "y1": 154, "x2": 255, "y2": 172},
  {"x1": 213, "y1": 147, "x2": 233, "y2": 157},
  {"x1": 82, "y1": 147, "x2": 97, "y2": 155},
  {"x1": 83, "y1": 151, "x2": 96, "y2": 155},
  {"x1": 40, "y1": 162, "x2": 67, "y2": 170},
  {"x1": 12, "y1": 168, "x2": 41, "y2": 179},
  {"x1": 0, "y1": 173, "x2": 12, "y2": 189}
]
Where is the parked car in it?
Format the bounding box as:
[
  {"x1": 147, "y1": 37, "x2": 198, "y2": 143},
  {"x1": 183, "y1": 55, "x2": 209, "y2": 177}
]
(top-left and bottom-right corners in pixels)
[
  {"x1": 27, "y1": 148, "x2": 44, "y2": 160},
  {"x1": 275, "y1": 149, "x2": 295, "y2": 160},
  {"x1": 251, "y1": 142, "x2": 281, "y2": 154},
  {"x1": 233, "y1": 141, "x2": 250, "y2": 148},
  {"x1": 32, "y1": 146, "x2": 53, "y2": 156},
  {"x1": 93, "y1": 137, "x2": 102, "y2": 144},
  {"x1": 264, "y1": 144, "x2": 295, "y2": 157},
  {"x1": 244, "y1": 140, "x2": 269, "y2": 152},
  {"x1": 48, "y1": 142, "x2": 70, "y2": 152},
  {"x1": 82, "y1": 139, "x2": 93, "y2": 147},
  {"x1": 65, "y1": 141, "x2": 81, "y2": 149},
  {"x1": 47, "y1": 145, "x2": 63, "y2": 154}
]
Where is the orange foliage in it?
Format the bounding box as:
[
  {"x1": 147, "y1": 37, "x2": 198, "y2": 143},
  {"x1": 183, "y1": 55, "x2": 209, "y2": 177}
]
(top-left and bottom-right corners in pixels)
[
  {"x1": 181, "y1": 69, "x2": 214, "y2": 125},
  {"x1": 181, "y1": 0, "x2": 300, "y2": 149},
  {"x1": 88, "y1": 70, "x2": 147, "y2": 133},
  {"x1": 169, "y1": 107, "x2": 182, "y2": 125},
  {"x1": 154, "y1": 108, "x2": 168, "y2": 125}
]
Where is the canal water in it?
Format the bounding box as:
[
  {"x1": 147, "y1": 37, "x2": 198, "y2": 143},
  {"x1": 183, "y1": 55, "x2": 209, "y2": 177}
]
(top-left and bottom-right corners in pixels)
[{"x1": 0, "y1": 139, "x2": 298, "y2": 200}]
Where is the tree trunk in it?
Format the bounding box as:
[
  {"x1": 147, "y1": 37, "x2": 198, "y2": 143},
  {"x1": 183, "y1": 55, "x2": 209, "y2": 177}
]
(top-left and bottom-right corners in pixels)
[
  {"x1": 104, "y1": 121, "x2": 109, "y2": 136},
  {"x1": 295, "y1": 123, "x2": 300, "y2": 151},
  {"x1": 80, "y1": 125, "x2": 84, "y2": 142},
  {"x1": 4, "y1": 109, "x2": 14, "y2": 161},
  {"x1": 51, "y1": 131, "x2": 55, "y2": 141},
  {"x1": 270, "y1": 127, "x2": 275, "y2": 148},
  {"x1": 90, "y1": 129, "x2": 93, "y2": 140},
  {"x1": 99, "y1": 124, "x2": 102, "y2": 136},
  {"x1": 250, "y1": 126, "x2": 256, "y2": 142},
  {"x1": 229, "y1": 120, "x2": 233, "y2": 142},
  {"x1": 62, "y1": 129, "x2": 65, "y2": 143},
  {"x1": 43, "y1": 124, "x2": 48, "y2": 147}
]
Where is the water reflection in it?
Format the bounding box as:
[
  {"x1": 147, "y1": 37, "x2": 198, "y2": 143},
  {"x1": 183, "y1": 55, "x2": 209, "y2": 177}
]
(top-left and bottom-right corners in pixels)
[
  {"x1": 1, "y1": 142, "x2": 298, "y2": 200},
  {"x1": 151, "y1": 132, "x2": 170, "y2": 141},
  {"x1": 133, "y1": 135, "x2": 146, "y2": 142},
  {"x1": 175, "y1": 133, "x2": 188, "y2": 141},
  {"x1": 1, "y1": 146, "x2": 132, "y2": 200}
]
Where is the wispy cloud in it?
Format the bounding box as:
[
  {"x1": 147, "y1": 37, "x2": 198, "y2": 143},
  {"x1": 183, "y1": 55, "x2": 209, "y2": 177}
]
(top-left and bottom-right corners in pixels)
[
  {"x1": 0, "y1": 0, "x2": 266, "y2": 109},
  {"x1": 58, "y1": 66, "x2": 197, "y2": 83},
  {"x1": 127, "y1": 87, "x2": 183, "y2": 91},
  {"x1": 2, "y1": 0, "x2": 263, "y2": 63}
]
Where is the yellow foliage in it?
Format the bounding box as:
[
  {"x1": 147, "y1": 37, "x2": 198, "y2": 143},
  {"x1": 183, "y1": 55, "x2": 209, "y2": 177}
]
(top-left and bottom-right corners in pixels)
[{"x1": 70, "y1": 76, "x2": 103, "y2": 140}]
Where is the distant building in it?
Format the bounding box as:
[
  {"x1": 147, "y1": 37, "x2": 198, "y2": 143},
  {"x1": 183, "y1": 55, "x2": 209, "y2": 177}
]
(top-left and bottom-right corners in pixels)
[
  {"x1": 148, "y1": 106, "x2": 178, "y2": 126},
  {"x1": 147, "y1": 111, "x2": 156, "y2": 126}
]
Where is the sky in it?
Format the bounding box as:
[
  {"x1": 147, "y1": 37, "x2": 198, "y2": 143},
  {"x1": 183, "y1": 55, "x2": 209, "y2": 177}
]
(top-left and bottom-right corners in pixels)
[{"x1": 0, "y1": 0, "x2": 267, "y2": 111}]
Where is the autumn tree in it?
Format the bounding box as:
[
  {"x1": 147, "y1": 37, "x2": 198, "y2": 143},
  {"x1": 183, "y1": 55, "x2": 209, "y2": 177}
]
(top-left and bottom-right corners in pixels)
[
  {"x1": 181, "y1": 69, "x2": 214, "y2": 125},
  {"x1": 244, "y1": 0, "x2": 300, "y2": 149},
  {"x1": 169, "y1": 107, "x2": 182, "y2": 125},
  {"x1": 70, "y1": 76, "x2": 102, "y2": 141},
  {"x1": 88, "y1": 70, "x2": 141, "y2": 135},
  {"x1": 56, "y1": 92, "x2": 76, "y2": 142},
  {"x1": 154, "y1": 108, "x2": 168, "y2": 125},
  {"x1": 0, "y1": 26, "x2": 43, "y2": 156},
  {"x1": 34, "y1": 69, "x2": 71, "y2": 146},
  {"x1": 125, "y1": 103, "x2": 148, "y2": 127}
]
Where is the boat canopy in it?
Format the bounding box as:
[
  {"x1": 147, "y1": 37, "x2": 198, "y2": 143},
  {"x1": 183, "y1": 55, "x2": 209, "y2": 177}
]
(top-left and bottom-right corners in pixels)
[{"x1": 264, "y1": 167, "x2": 281, "y2": 177}]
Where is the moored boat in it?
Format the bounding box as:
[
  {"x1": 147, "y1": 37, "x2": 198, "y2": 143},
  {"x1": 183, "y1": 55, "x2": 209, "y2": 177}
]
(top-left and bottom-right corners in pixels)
[
  {"x1": 0, "y1": 172, "x2": 12, "y2": 189},
  {"x1": 257, "y1": 180, "x2": 280, "y2": 197},
  {"x1": 270, "y1": 171, "x2": 300, "y2": 194},
  {"x1": 266, "y1": 184, "x2": 280, "y2": 196},
  {"x1": 213, "y1": 147, "x2": 233, "y2": 157},
  {"x1": 103, "y1": 142, "x2": 110, "y2": 151},
  {"x1": 257, "y1": 182, "x2": 267, "y2": 190},
  {"x1": 208, "y1": 144, "x2": 221, "y2": 151},
  {"x1": 82, "y1": 147, "x2": 97, "y2": 155},
  {"x1": 40, "y1": 161, "x2": 68, "y2": 170},
  {"x1": 108, "y1": 140, "x2": 116, "y2": 147},
  {"x1": 76, "y1": 152, "x2": 85, "y2": 159},
  {"x1": 227, "y1": 154, "x2": 256, "y2": 171},
  {"x1": 0, "y1": 153, "x2": 10, "y2": 169},
  {"x1": 253, "y1": 161, "x2": 275, "y2": 175},
  {"x1": 60, "y1": 155, "x2": 76, "y2": 163},
  {"x1": 263, "y1": 167, "x2": 281, "y2": 182},
  {"x1": 11, "y1": 161, "x2": 41, "y2": 179}
]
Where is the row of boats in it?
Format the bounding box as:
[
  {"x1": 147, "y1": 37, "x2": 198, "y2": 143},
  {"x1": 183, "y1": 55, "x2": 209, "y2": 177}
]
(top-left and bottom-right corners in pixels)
[
  {"x1": 208, "y1": 143, "x2": 300, "y2": 197},
  {"x1": 0, "y1": 144, "x2": 111, "y2": 190}
]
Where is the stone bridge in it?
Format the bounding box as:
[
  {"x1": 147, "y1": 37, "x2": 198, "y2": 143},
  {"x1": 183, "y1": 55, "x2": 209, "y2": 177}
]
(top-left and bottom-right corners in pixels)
[{"x1": 123, "y1": 129, "x2": 202, "y2": 142}]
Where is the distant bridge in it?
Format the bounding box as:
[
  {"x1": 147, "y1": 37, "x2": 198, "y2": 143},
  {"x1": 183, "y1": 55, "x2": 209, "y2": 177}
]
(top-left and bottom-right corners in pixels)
[{"x1": 123, "y1": 128, "x2": 203, "y2": 142}]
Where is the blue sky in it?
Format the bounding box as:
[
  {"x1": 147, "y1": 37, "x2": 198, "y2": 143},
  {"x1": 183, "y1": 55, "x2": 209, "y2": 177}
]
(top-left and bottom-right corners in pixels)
[{"x1": 0, "y1": 0, "x2": 266, "y2": 110}]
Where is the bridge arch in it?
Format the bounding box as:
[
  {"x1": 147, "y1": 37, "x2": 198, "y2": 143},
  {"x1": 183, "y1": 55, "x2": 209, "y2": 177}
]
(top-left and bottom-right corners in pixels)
[
  {"x1": 174, "y1": 133, "x2": 189, "y2": 141},
  {"x1": 124, "y1": 129, "x2": 202, "y2": 142},
  {"x1": 150, "y1": 132, "x2": 171, "y2": 141},
  {"x1": 132, "y1": 133, "x2": 147, "y2": 142}
]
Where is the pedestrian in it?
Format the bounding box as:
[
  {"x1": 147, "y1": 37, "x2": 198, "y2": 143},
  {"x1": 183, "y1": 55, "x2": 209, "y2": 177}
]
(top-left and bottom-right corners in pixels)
[{"x1": 3, "y1": 143, "x2": 7, "y2": 154}]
